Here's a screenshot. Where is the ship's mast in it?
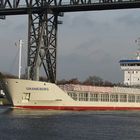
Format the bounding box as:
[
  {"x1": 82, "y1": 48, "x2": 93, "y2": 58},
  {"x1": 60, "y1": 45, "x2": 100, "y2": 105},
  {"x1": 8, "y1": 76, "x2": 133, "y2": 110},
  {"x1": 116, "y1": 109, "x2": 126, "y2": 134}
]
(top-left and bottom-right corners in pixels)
[{"x1": 18, "y1": 40, "x2": 23, "y2": 79}]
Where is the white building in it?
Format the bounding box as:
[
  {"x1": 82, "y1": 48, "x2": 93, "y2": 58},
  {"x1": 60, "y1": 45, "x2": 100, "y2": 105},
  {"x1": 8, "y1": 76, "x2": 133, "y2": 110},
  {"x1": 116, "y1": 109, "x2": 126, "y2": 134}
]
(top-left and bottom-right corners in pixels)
[{"x1": 120, "y1": 51, "x2": 140, "y2": 86}]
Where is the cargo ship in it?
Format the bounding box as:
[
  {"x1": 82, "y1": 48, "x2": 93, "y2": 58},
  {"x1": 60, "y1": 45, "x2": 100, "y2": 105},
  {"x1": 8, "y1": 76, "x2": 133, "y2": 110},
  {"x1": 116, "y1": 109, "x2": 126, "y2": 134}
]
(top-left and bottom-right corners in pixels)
[{"x1": 2, "y1": 41, "x2": 140, "y2": 110}]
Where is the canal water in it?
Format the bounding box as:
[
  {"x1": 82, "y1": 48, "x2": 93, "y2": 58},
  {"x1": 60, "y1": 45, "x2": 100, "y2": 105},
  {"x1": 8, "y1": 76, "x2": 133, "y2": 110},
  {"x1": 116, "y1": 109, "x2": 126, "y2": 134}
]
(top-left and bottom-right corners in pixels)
[{"x1": 0, "y1": 106, "x2": 140, "y2": 140}]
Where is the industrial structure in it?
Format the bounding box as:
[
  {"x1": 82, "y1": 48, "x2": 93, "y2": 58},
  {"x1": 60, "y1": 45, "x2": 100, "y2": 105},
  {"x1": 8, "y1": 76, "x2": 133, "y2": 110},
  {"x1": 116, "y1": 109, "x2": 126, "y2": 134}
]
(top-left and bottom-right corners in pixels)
[{"x1": 0, "y1": 0, "x2": 140, "y2": 83}]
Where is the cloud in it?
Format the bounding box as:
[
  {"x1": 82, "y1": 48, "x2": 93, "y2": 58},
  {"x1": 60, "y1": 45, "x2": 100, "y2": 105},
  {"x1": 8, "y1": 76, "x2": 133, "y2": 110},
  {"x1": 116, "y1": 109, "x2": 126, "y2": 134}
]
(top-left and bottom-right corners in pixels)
[
  {"x1": 0, "y1": 16, "x2": 27, "y2": 76},
  {"x1": 57, "y1": 10, "x2": 140, "y2": 83},
  {"x1": 57, "y1": 50, "x2": 122, "y2": 83},
  {"x1": 116, "y1": 9, "x2": 140, "y2": 26},
  {"x1": 1, "y1": 10, "x2": 140, "y2": 83}
]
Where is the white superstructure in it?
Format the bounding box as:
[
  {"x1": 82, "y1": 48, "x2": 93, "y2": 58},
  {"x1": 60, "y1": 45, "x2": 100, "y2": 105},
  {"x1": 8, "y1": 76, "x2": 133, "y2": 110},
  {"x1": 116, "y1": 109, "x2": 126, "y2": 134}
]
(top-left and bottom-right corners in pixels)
[{"x1": 120, "y1": 50, "x2": 140, "y2": 86}]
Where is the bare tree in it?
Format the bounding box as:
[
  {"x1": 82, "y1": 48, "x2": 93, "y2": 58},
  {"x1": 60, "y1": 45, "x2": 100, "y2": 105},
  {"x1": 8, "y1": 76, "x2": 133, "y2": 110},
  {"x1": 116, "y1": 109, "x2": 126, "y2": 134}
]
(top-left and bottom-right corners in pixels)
[
  {"x1": 83, "y1": 76, "x2": 103, "y2": 86},
  {"x1": 67, "y1": 78, "x2": 81, "y2": 84}
]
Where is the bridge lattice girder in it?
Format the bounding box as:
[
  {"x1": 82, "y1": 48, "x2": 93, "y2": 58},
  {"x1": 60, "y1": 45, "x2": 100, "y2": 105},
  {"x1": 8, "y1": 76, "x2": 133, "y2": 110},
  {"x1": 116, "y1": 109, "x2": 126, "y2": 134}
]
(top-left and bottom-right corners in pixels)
[{"x1": 0, "y1": 0, "x2": 140, "y2": 15}]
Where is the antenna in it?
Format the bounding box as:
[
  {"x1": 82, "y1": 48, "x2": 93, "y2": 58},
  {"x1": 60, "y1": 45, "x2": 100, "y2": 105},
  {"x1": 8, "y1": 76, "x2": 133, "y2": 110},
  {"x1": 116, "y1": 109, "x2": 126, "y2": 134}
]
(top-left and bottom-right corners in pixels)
[{"x1": 135, "y1": 38, "x2": 140, "y2": 60}]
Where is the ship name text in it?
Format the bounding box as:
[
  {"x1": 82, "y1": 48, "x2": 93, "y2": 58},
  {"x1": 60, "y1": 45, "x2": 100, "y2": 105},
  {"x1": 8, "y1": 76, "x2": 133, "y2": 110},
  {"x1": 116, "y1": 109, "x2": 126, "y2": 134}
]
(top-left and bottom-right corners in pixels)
[{"x1": 26, "y1": 87, "x2": 49, "y2": 91}]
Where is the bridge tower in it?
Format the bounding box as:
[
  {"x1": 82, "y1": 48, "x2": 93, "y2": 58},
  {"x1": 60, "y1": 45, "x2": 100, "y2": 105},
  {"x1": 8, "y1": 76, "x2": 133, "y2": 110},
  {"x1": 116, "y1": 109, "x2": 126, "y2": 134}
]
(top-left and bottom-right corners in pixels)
[{"x1": 27, "y1": 1, "x2": 59, "y2": 83}]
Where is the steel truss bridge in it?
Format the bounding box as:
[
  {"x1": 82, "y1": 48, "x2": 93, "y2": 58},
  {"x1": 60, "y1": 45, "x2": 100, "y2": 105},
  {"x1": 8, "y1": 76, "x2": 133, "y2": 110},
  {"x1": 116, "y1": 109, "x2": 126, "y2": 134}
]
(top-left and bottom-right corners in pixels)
[{"x1": 0, "y1": 0, "x2": 140, "y2": 83}]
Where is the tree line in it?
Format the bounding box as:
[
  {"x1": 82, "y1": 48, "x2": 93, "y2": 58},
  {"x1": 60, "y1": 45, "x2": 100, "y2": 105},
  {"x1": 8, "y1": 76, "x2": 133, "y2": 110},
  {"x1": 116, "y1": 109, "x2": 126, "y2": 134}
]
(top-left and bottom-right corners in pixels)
[
  {"x1": 2, "y1": 73, "x2": 119, "y2": 86},
  {"x1": 56, "y1": 76, "x2": 117, "y2": 86}
]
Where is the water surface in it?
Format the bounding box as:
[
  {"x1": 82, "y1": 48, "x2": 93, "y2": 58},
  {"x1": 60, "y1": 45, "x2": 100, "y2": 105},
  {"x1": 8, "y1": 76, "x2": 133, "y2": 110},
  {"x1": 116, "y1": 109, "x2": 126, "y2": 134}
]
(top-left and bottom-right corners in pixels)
[{"x1": 0, "y1": 106, "x2": 140, "y2": 140}]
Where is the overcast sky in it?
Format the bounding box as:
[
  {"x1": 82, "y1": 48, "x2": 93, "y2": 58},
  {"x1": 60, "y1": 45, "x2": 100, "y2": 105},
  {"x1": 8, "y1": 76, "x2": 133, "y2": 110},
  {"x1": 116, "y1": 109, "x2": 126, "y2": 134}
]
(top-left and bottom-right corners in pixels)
[{"x1": 1, "y1": 9, "x2": 140, "y2": 83}]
